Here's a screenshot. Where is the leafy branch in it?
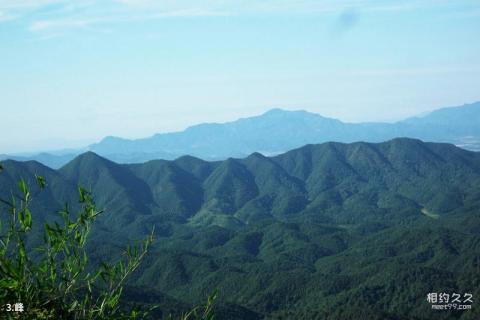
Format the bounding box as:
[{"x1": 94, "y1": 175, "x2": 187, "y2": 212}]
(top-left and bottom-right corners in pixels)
[
  {"x1": 0, "y1": 165, "x2": 217, "y2": 319},
  {"x1": 0, "y1": 174, "x2": 153, "y2": 319}
]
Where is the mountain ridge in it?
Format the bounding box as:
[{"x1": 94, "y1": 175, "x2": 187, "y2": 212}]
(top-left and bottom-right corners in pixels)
[
  {"x1": 3, "y1": 137, "x2": 479, "y2": 232},
  {"x1": 3, "y1": 101, "x2": 480, "y2": 168}
]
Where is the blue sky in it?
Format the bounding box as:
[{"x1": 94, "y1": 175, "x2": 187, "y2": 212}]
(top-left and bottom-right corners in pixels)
[{"x1": 1, "y1": 0, "x2": 480, "y2": 153}]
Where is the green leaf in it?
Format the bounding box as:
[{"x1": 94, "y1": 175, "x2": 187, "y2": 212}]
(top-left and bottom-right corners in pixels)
[
  {"x1": 18, "y1": 179, "x2": 29, "y2": 198},
  {"x1": 35, "y1": 174, "x2": 46, "y2": 189},
  {"x1": 18, "y1": 246, "x2": 26, "y2": 262},
  {"x1": 78, "y1": 186, "x2": 90, "y2": 203},
  {"x1": 0, "y1": 278, "x2": 19, "y2": 289},
  {"x1": 22, "y1": 208, "x2": 32, "y2": 231},
  {"x1": 68, "y1": 300, "x2": 79, "y2": 313}
]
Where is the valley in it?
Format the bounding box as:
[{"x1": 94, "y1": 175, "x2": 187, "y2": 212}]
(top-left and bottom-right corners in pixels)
[{"x1": 1, "y1": 138, "x2": 479, "y2": 319}]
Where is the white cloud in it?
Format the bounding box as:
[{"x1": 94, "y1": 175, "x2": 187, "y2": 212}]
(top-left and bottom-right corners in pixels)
[
  {"x1": 30, "y1": 18, "x2": 91, "y2": 31},
  {"x1": 28, "y1": 7, "x2": 230, "y2": 33},
  {"x1": 1, "y1": 0, "x2": 478, "y2": 34}
]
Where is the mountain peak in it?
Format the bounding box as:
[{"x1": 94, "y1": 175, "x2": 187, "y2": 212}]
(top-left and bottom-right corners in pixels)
[
  {"x1": 263, "y1": 108, "x2": 288, "y2": 114},
  {"x1": 61, "y1": 151, "x2": 112, "y2": 170},
  {"x1": 76, "y1": 151, "x2": 105, "y2": 160},
  {"x1": 262, "y1": 108, "x2": 313, "y2": 117},
  {"x1": 247, "y1": 152, "x2": 267, "y2": 159}
]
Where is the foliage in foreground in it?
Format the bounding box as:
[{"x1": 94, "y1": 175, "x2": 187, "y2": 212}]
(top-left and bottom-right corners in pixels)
[{"x1": 0, "y1": 170, "x2": 216, "y2": 319}]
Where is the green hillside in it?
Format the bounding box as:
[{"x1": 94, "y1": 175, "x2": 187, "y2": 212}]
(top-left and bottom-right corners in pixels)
[{"x1": 1, "y1": 138, "x2": 479, "y2": 319}]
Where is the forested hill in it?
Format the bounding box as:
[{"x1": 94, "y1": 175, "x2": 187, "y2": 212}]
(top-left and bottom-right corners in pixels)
[
  {"x1": 5, "y1": 137, "x2": 478, "y2": 230},
  {"x1": 1, "y1": 138, "x2": 480, "y2": 319}
]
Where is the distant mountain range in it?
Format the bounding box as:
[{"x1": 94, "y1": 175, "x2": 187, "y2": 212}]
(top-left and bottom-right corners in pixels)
[
  {"x1": 2, "y1": 101, "x2": 480, "y2": 168},
  {"x1": 1, "y1": 138, "x2": 479, "y2": 319}
]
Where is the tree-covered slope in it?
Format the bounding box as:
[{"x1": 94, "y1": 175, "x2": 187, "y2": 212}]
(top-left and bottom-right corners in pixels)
[
  {"x1": 0, "y1": 160, "x2": 78, "y2": 244},
  {"x1": 1, "y1": 138, "x2": 479, "y2": 319}
]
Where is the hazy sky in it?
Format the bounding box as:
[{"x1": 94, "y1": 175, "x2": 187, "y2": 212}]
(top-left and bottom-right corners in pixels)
[{"x1": 1, "y1": 0, "x2": 480, "y2": 153}]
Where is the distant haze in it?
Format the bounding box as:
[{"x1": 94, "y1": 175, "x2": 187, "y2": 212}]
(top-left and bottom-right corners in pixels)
[
  {"x1": 2, "y1": 102, "x2": 479, "y2": 169},
  {"x1": 1, "y1": 0, "x2": 479, "y2": 153}
]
